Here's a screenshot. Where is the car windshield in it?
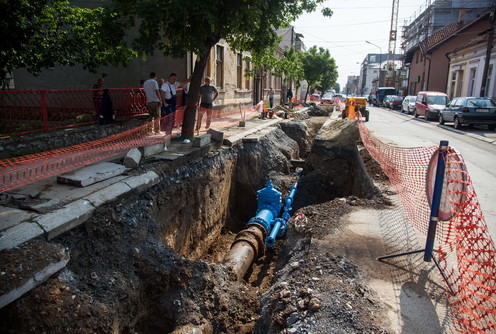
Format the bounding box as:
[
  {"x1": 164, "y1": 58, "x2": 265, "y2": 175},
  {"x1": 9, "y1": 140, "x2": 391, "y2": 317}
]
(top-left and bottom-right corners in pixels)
[
  {"x1": 428, "y1": 95, "x2": 447, "y2": 105},
  {"x1": 467, "y1": 98, "x2": 496, "y2": 108},
  {"x1": 322, "y1": 93, "x2": 333, "y2": 98},
  {"x1": 394, "y1": 97, "x2": 403, "y2": 101}
]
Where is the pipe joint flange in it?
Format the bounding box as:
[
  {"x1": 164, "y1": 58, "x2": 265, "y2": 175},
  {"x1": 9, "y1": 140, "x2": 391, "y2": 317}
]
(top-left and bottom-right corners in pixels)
[
  {"x1": 247, "y1": 218, "x2": 271, "y2": 236},
  {"x1": 231, "y1": 226, "x2": 266, "y2": 258}
]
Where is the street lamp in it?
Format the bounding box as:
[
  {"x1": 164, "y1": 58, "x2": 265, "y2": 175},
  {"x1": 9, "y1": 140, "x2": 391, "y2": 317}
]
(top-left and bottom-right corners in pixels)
[{"x1": 366, "y1": 41, "x2": 382, "y2": 89}]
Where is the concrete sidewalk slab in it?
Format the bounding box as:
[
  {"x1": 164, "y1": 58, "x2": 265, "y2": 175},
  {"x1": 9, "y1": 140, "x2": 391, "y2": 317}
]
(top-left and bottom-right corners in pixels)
[
  {"x1": 123, "y1": 171, "x2": 160, "y2": 192},
  {"x1": 57, "y1": 162, "x2": 126, "y2": 187},
  {"x1": 83, "y1": 183, "x2": 131, "y2": 208},
  {"x1": 0, "y1": 242, "x2": 69, "y2": 309},
  {"x1": 0, "y1": 207, "x2": 36, "y2": 232},
  {"x1": 0, "y1": 221, "x2": 45, "y2": 251}
]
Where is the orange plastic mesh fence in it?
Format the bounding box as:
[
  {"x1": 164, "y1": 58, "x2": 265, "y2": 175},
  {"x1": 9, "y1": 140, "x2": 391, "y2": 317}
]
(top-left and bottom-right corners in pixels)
[
  {"x1": 358, "y1": 120, "x2": 496, "y2": 333},
  {"x1": 0, "y1": 101, "x2": 262, "y2": 193}
]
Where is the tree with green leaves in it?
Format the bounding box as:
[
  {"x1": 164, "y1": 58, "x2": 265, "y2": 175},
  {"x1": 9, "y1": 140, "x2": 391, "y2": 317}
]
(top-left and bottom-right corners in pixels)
[
  {"x1": 2, "y1": 0, "x2": 332, "y2": 135},
  {"x1": 111, "y1": 0, "x2": 332, "y2": 137},
  {"x1": 0, "y1": 0, "x2": 135, "y2": 88},
  {"x1": 299, "y1": 46, "x2": 338, "y2": 102},
  {"x1": 274, "y1": 47, "x2": 305, "y2": 104}
]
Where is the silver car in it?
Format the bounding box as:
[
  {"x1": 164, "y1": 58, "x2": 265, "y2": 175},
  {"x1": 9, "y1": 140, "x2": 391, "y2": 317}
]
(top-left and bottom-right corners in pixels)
[
  {"x1": 401, "y1": 95, "x2": 416, "y2": 114},
  {"x1": 439, "y1": 97, "x2": 496, "y2": 130}
]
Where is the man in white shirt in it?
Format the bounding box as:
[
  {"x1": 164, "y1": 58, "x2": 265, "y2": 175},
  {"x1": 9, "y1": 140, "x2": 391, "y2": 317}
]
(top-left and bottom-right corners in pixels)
[
  {"x1": 160, "y1": 73, "x2": 190, "y2": 134},
  {"x1": 143, "y1": 72, "x2": 162, "y2": 133}
]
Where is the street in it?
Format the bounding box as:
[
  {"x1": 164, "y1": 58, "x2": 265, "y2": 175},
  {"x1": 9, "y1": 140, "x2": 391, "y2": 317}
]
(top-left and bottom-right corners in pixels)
[{"x1": 363, "y1": 105, "x2": 496, "y2": 241}]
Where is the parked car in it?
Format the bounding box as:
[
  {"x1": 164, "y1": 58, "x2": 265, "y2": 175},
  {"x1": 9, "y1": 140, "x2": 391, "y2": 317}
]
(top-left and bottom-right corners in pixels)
[
  {"x1": 383, "y1": 95, "x2": 395, "y2": 108},
  {"x1": 309, "y1": 93, "x2": 321, "y2": 103},
  {"x1": 401, "y1": 95, "x2": 416, "y2": 114},
  {"x1": 439, "y1": 97, "x2": 496, "y2": 130},
  {"x1": 321, "y1": 92, "x2": 334, "y2": 104},
  {"x1": 389, "y1": 96, "x2": 404, "y2": 110},
  {"x1": 414, "y1": 91, "x2": 448, "y2": 120},
  {"x1": 368, "y1": 93, "x2": 376, "y2": 105},
  {"x1": 374, "y1": 87, "x2": 396, "y2": 106}
]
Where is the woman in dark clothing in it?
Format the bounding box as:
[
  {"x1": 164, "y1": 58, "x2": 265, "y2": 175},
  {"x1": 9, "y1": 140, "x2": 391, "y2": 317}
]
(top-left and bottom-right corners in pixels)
[{"x1": 99, "y1": 89, "x2": 113, "y2": 125}]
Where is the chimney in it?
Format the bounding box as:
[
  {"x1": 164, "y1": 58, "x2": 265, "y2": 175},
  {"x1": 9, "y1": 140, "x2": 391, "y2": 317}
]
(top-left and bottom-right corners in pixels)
[{"x1": 459, "y1": 8, "x2": 466, "y2": 21}]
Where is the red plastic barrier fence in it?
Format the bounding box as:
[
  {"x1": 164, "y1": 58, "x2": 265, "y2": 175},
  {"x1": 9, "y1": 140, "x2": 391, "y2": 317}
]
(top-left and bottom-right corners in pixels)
[
  {"x1": 358, "y1": 120, "x2": 496, "y2": 333},
  {"x1": 0, "y1": 88, "x2": 176, "y2": 137},
  {"x1": 0, "y1": 100, "x2": 262, "y2": 193}
]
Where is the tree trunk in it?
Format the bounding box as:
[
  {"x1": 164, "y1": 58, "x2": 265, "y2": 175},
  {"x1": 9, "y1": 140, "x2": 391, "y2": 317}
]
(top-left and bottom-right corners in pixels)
[{"x1": 181, "y1": 39, "x2": 219, "y2": 137}]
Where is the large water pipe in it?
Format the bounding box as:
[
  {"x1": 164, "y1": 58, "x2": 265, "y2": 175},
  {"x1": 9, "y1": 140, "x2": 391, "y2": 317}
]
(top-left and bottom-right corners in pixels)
[
  {"x1": 223, "y1": 180, "x2": 281, "y2": 280},
  {"x1": 223, "y1": 174, "x2": 300, "y2": 280}
]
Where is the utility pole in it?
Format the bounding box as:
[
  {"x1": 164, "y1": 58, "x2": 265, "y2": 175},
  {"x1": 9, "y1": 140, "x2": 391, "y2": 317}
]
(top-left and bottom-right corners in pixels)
[{"x1": 480, "y1": 6, "x2": 495, "y2": 97}]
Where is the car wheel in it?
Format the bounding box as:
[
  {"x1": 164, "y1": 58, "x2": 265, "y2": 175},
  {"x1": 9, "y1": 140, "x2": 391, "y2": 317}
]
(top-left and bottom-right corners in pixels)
[
  {"x1": 454, "y1": 117, "x2": 462, "y2": 130},
  {"x1": 439, "y1": 115, "x2": 445, "y2": 125},
  {"x1": 414, "y1": 109, "x2": 419, "y2": 118},
  {"x1": 488, "y1": 125, "x2": 496, "y2": 131}
]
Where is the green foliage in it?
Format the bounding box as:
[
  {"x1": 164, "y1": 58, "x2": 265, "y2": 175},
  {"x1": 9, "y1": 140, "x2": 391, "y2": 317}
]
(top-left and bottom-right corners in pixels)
[
  {"x1": 299, "y1": 46, "x2": 337, "y2": 99},
  {"x1": 333, "y1": 83, "x2": 341, "y2": 93},
  {"x1": 0, "y1": 0, "x2": 136, "y2": 84},
  {"x1": 275, "y1": 47, "x2": 304, "y2": 84}
]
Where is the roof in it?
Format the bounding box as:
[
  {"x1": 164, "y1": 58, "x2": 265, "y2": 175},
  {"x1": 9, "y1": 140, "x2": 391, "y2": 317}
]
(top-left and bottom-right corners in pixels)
[
  {"x1": 449, "y1": 33, "x2": 488, "y2": 54},
  {"x1": 403, "y1": 10, "x2": 491, "y2": 62}
]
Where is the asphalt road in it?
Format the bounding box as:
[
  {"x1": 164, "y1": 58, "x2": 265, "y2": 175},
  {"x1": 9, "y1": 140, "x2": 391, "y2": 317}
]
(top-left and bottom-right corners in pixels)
[{"x1": 363, "y1": 105, "x2": 496, "y2": 241}]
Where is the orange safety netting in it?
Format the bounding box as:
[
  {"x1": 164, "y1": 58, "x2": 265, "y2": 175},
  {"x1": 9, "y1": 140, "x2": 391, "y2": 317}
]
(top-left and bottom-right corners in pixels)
[
  {"x1": 358, "y1": 120, "x2": 496, "y2": 333},
  {"x1": 0, "y1": 101, "x2": 263, "y2": 193}
]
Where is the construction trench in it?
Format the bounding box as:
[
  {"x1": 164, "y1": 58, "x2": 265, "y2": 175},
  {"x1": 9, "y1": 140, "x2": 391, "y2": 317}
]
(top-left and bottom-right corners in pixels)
[{"x1": 0, "y1": 108, "x2": 393, "y2": 334}]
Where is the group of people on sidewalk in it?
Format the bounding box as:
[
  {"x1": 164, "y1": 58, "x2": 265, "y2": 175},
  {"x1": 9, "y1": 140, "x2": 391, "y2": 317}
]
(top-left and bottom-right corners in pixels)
[{"x1": 142, "y1": 72, "x2": 218, "y2": 135}]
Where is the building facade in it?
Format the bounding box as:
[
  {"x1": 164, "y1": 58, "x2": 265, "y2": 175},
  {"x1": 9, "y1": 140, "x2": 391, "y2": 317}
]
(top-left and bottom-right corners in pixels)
[
  {"x1": 446, "y1": 34, "x2": 496, "y2": 99},
  {"x1": 403, "y1": 10, "x2": 493, "y2": 95}
]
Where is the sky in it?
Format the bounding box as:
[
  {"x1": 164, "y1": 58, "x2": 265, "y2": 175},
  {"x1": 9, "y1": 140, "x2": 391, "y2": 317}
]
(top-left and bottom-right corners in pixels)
[{"x1": 292, "y1": 0, "x2": 429, "y2": 90}]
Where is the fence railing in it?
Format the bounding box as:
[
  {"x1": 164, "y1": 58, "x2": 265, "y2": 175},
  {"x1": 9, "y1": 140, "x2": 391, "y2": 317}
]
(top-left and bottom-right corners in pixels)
[{"x1": 0, "y1": 88, "x2": 186, "y2": 137}]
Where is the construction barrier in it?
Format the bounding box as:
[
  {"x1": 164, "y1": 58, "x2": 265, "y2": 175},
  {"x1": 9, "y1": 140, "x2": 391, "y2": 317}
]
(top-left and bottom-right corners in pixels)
[
  {"x1": 0, "y1": 100, "x2": 263, "y2": 193},
  {"x1": 0, "y1": 88, "x2": 189, "y2": 137},
  {"x1": 357, "y1": 119, "x2": 496, "y2": 333}
]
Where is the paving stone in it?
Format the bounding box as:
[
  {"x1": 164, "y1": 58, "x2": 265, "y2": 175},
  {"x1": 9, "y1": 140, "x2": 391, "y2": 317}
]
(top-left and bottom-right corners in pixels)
[
  {"x1": 0, "y1": 248, "x2": 69, "y2": 309},
  {"x1": 0, "y1": 222, "x2": 45, "y2": 251},
  {"x1": 123, "y1": 148, "x2": 142, "y2": 168},
  {"x1": 193, "y1": 134, "x2": 211, "y2": 148},
  {"x1": 0, "y1": 207, "x2": 37, "y2": 233},
  {"x1": 83, "y1": 183, "x2": 132, "y2": 208},
  {"x1": 207, "y1": 128, "x2": 224, "y2": 142},
  {"x1": 57, "y1": 162, "x2": 126, "y2": 187},
  {"x1": 123, "y1": 171, "x2": 159, "y2": 192},
  {"x1": 35, "y1": 199, "x2": 95, "y2": 240},
  {"x1": 142, "y1": 143, "x2": 166, "y2": 157}
]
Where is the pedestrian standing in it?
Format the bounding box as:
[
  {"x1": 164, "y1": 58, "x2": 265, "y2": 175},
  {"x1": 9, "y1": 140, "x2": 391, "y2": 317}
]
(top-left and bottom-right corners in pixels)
[
  {"x1": 160, "y1": 73, "x2": 190, "y2": 134},
  {"x1": 143, "y1": 72, "x2": 162, "y2": 134},
  {"x1": 92, "y1": 78, "x2": 104, "y2": 116},
  {"x1": 196, "y1": 77, "x2": 218, "y2": 132},
  {"x1": 99, "y1": 89, "x2": 113, "y2": 125},
  {"x1": 266, "y1": 87, "x2": 275, "y2": 108}
]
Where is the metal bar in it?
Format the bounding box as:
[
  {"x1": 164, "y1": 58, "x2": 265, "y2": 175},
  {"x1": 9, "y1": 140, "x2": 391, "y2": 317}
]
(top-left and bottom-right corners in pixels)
[{"x1": 424, "y1": 140, "x2": 448, "y2": 262}]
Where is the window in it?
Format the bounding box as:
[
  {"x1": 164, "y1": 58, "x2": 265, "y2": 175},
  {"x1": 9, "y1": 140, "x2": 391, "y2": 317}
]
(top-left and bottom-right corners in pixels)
[
  {"x1": 370, "y1": 55, "x2": 376, "y2": 63},
  {"x1": 236, "y1": 54, "x2": 243, "y2": 89},
  {"x1": 245, "y1": 60, "x2": 250, "y2": 90},
  {"x1": 468, "y1": 68, "x2": 476, "y2": 96},
  {"x1": 456, "y1": 70, "x2": 464, "y2": 97},
  {"x1": 216, "y1": 45, "x2": 224, "y2": 88},
  {"x1": 450, "y1": 71, "x2": 457, "y2": 99},
  {"x1": 486, "y1": 65, "x2": 493, "y2": 97}
]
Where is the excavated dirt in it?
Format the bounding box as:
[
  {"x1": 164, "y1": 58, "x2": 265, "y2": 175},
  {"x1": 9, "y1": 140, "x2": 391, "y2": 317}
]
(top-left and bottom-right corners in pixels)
[{"x1": 0, "y1": 105, "x2": 395, "y2": 334}]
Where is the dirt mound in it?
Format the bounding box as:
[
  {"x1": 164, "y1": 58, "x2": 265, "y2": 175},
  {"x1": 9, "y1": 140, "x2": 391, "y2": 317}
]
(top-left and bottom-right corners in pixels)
[{"x1": 0, "y1": 116, "x2": 393, "y2": 334}]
